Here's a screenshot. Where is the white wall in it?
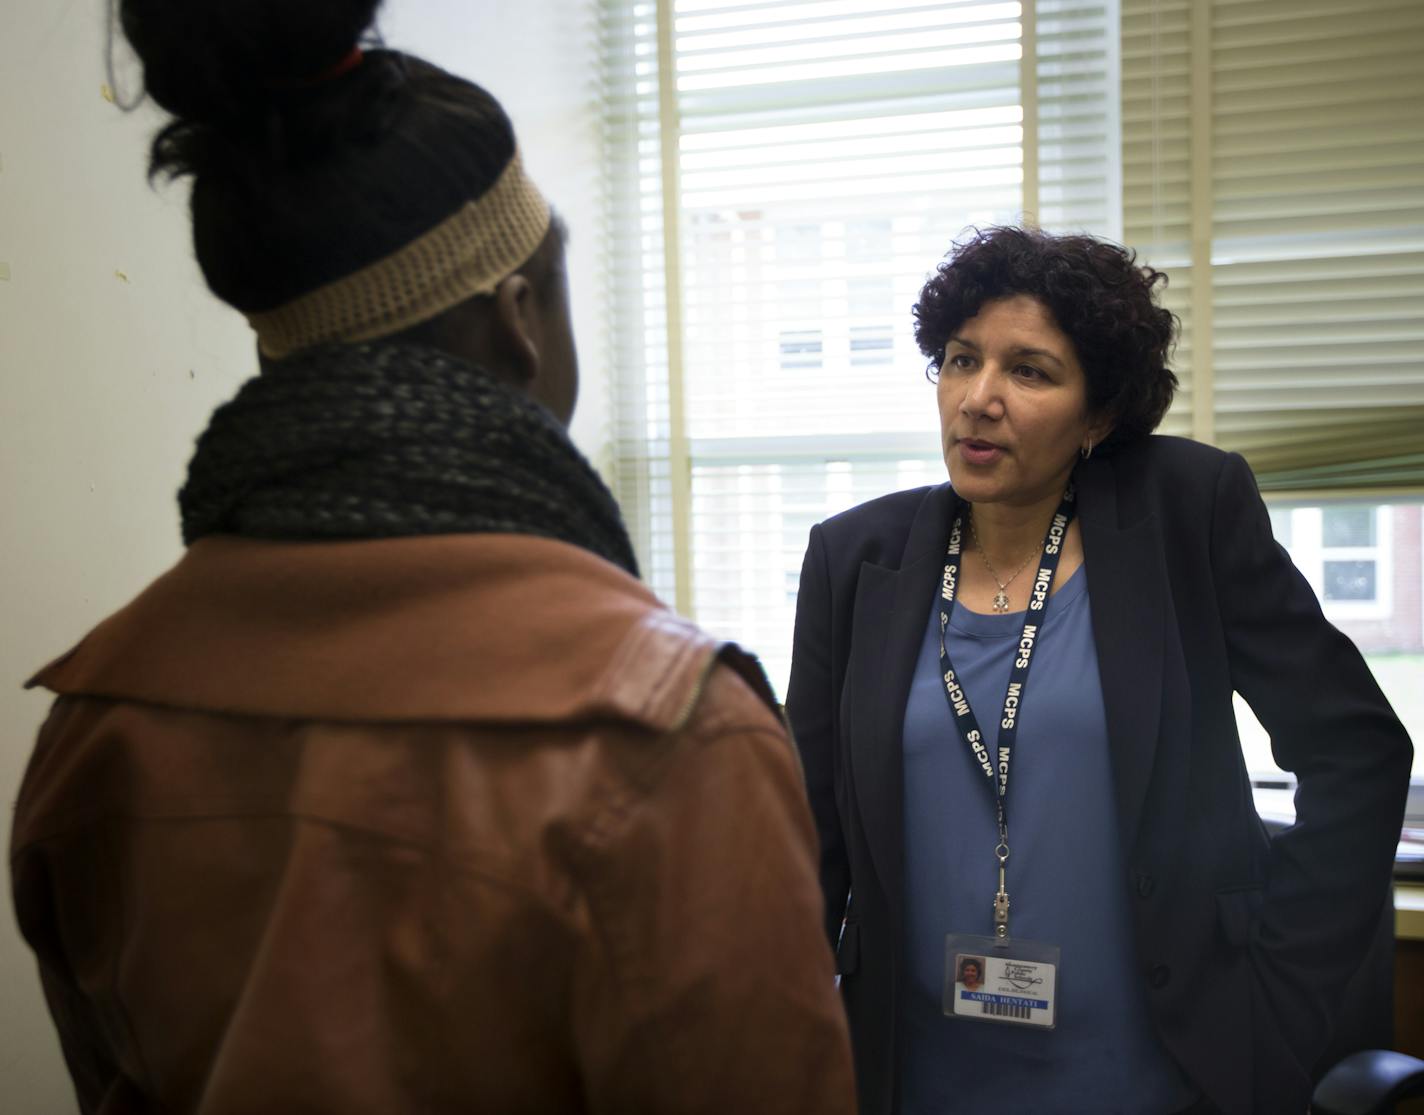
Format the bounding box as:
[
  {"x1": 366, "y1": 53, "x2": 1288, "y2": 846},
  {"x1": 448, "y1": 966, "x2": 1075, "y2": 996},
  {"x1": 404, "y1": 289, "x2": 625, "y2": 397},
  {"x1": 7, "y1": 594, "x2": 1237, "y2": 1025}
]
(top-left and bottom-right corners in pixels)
[
  {"x1": 380, "y1": 0, "x2": 613, "y2": 466},
  {"x1": 0, "y1": 1, "x2": 608, "y2": 1106}
]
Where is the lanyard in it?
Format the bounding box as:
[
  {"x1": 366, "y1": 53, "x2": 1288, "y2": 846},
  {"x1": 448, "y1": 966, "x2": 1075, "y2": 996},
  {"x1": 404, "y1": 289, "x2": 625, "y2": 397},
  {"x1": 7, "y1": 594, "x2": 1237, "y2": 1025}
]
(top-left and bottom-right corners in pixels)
[{"x1": 937, "y1": 486, "x2": 1077, "y2": 938}]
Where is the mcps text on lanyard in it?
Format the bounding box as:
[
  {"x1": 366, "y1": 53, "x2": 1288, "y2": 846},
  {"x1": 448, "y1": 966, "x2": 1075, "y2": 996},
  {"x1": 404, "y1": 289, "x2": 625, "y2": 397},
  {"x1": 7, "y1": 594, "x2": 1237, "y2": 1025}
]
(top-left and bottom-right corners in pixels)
[{"x1": 937, "y1": 485, "x2": 1077, "y2": 940}]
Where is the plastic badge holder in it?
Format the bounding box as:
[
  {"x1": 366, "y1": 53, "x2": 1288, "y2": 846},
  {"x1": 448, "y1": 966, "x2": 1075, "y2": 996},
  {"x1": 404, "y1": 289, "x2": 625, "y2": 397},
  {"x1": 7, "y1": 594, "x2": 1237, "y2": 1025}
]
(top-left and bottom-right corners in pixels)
[{"x1": 943, "y1": 933, "x2": 1060, "y2": 1029}]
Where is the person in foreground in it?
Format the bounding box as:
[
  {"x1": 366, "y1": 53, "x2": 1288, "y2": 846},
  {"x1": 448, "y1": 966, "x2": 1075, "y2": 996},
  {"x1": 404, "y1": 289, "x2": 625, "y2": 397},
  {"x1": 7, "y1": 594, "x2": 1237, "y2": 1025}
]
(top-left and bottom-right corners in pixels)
[
  {"x1": 9, "y1": 3, "x2": 854, "y2": 1112},
  {"x1": 787, "y1": 225, "x2": 1413, "y2": 1115}
]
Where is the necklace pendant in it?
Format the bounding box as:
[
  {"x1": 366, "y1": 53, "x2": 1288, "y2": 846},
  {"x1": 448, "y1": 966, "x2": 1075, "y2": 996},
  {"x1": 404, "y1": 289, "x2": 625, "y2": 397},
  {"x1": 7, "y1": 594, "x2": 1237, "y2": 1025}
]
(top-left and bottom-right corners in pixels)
[{"x1": 993, "y1": 590, "x2": 1010, "y2": 613}]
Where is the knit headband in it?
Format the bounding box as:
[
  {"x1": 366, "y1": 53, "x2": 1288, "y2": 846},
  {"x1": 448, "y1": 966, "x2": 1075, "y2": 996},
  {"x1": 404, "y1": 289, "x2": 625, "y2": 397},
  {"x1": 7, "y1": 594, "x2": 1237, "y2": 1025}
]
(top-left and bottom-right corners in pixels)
[{"x1": 247, "y1": 150, "x2": 552, "y2": 359}]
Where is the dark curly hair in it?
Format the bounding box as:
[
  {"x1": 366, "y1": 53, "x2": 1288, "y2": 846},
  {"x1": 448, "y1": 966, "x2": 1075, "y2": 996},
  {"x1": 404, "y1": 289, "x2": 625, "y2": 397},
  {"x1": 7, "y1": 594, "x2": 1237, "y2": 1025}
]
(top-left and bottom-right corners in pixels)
[{"x1": 913, "y1": 226, "x2": 1178, "y2": 452}]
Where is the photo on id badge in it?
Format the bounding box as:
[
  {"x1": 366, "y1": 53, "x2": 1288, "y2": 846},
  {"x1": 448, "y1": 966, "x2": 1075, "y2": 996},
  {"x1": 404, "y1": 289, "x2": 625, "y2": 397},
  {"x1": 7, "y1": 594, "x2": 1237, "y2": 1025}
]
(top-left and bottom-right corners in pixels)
[{"x1": 944, "y1": 936, "x2": 1058, "y2": 1029}]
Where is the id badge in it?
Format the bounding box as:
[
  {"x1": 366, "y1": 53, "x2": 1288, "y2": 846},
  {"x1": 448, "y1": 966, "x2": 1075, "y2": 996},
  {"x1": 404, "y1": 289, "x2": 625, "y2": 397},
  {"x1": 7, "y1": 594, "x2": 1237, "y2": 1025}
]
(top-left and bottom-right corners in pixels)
[{"x1": 943, "y1": 933, "x2": 1059, "y2": 1029}]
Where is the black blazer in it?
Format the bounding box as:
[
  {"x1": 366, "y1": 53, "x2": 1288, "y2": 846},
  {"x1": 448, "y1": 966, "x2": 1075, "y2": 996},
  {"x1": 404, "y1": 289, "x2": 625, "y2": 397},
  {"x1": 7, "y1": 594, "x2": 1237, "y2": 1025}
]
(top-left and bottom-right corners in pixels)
[{"x1": 786, "y1": 435, "x2": 1412, "y2": 1115}]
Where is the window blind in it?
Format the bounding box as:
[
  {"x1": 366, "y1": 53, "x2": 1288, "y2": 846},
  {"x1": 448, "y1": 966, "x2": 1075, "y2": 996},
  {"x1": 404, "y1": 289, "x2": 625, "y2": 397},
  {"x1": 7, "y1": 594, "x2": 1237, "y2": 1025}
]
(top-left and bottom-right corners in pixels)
[
  {"x1": 1123, "y1": 0, "x2": 1424, "y2": 492},
  {"x1": 602, "y1": 0, "x2": 1119, "y2": 691},
  {"x1": 601, "y1": 0, "x2": 678, "y2": 601}
]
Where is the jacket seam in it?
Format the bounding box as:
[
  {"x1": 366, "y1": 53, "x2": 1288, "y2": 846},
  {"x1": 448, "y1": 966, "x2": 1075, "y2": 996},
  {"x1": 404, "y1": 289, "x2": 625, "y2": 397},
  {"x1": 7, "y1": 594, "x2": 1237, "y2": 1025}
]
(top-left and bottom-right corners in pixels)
[
  {"x1": 111, "y1": 830, "x2": 157, "y2": 1103},
  {"x1": 565, "y1": 720, "x2": 799, "y2": 1013},
  {"x1": 14, "y1": 810, "x2": 578, "y2": 922}
]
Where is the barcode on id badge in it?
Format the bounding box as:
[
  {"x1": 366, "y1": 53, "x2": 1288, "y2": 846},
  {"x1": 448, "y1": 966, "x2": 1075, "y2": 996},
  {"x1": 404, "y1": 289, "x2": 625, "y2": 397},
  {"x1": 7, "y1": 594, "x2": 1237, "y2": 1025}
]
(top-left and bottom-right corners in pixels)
[{"x1": 979, "y1": 998, "x2": 1032, "y2": 1020}]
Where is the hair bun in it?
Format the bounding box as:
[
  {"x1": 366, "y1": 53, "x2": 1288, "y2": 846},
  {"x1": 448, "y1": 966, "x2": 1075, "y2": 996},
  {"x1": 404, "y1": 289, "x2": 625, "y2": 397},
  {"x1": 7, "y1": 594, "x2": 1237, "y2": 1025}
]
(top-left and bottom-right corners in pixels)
[{"x1": 120, "y1": 0, "x2": 384, "y2": 125}]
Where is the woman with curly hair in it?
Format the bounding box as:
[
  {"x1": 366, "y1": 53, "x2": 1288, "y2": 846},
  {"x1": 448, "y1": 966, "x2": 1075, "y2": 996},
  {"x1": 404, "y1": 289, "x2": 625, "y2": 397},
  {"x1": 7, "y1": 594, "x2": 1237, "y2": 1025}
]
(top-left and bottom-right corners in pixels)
[{"x1": 786, "y1": 226, "x2": 1411, "y2": 1114}]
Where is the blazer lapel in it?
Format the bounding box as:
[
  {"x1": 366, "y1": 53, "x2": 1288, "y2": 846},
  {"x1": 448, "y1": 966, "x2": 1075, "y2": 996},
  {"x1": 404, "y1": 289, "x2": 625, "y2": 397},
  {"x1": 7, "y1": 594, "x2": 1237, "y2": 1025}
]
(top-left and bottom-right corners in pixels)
[
  {"x1": 845, "y1": 484, "x2": 959, "y2": 918},
  {"x1": 1076, "y1": 457, "x2": 1167, "y2": 854}
]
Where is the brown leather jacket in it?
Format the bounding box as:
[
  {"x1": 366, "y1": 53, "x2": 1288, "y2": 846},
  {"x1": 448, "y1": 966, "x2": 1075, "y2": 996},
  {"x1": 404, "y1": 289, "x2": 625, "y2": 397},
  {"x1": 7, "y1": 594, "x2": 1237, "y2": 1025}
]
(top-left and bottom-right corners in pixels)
[{"x1": 11, "y1": 534, "x2": 854, "y2": 1115}]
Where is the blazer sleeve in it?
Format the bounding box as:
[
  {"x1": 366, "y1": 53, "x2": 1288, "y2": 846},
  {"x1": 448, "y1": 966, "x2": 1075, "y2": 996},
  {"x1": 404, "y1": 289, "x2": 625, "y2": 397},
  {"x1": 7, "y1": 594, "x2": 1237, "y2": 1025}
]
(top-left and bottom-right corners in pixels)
[
  {"x1": 785, "y1": 522, "x2": 852, "y2": 950},
  {"x1": 1209, "y1": 452, "x2": 1413, "y2": 1070}
]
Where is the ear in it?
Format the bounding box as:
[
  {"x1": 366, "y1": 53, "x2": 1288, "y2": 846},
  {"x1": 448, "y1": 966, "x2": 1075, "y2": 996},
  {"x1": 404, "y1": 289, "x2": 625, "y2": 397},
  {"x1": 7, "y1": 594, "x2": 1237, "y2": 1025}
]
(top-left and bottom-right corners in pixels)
[
  {"x1": 489, "y1": 273, "x2": 541, "y2": 384},
  {"x1": 1084, "y1": 409, "x2": 1116, "y2": 452}
]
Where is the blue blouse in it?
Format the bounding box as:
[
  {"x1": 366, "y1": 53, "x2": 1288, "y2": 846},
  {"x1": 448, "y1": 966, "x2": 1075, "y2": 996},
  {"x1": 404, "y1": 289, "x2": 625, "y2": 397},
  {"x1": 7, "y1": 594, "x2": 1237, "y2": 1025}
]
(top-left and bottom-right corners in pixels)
[{"x1": 899, "y1": 566, "x2": 1198, "y2": 1114}]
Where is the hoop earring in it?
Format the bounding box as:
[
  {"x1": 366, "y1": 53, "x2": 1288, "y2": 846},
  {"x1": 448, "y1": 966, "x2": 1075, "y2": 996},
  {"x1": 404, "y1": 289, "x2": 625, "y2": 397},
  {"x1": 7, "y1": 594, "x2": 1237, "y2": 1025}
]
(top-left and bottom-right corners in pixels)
[{"x1": 1080, "y1": 438, "x2": 1094, "y2": 460}]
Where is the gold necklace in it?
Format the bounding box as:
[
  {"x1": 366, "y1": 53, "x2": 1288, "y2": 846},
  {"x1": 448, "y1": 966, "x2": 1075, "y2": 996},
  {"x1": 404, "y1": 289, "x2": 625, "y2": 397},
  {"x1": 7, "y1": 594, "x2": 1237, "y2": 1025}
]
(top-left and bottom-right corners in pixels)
[{"x1": 968, "y1": 510, "x2": 1044, "y2": 613}]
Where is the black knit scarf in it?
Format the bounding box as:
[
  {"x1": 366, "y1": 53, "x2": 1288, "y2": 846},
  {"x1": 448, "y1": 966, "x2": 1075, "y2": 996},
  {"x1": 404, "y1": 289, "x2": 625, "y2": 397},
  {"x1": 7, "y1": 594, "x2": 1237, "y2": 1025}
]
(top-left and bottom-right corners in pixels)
[{"x1": 179, "y1": 339, "x2": 639, "y2": 577}]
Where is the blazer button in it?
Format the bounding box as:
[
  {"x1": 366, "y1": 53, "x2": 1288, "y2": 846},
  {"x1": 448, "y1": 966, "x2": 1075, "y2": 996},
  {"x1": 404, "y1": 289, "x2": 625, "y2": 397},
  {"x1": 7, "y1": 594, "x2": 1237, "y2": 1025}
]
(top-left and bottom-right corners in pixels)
[
  {"x1": 1148, "y1": 964, "x2": 1171, "y2": 989},
  {"x1": 1135, "y1": 874, "x2": 1156, "y2": 898}
]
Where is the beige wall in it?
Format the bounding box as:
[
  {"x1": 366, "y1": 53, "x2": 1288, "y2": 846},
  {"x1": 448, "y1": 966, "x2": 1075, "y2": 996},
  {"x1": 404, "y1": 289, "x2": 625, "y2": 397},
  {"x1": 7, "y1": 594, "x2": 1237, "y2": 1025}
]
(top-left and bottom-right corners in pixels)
[{"x1": 0, "y1": 1, "x2": 608, "y2": 1106}]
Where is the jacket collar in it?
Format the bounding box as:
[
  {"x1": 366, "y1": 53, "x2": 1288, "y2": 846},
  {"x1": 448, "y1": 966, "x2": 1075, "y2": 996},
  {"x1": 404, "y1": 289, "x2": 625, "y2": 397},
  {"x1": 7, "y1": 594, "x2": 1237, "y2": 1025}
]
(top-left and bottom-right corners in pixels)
[
  {"x1": 844, "y1": 483, "x2": 960, "y2": 917},
  {"x1": 845, "y1": 463, "x2": 1171, "y2": 907},
  {"x1": 29, "y1": 534, "x2": 719, "y2": 732},
  {"x1": 1074, "y1": 455, "x2": 1166, "y2": 852}
]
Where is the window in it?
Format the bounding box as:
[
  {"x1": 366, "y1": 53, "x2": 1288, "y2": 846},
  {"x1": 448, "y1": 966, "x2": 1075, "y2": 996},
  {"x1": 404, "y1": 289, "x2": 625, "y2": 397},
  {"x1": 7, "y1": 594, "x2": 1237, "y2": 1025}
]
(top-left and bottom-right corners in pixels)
[
  {"x1": 1319, "y1": 507, "x2": 1386, "y2": 608},
  {"x1": 848, "y1": 278, "x2": 895, "y2": 367},
  {"x1": 600, "y1": 0, "x2": 1424, "y2": 822},
  {"x1": 1267, "y1": 504, "x2": 1394, "y2": 621},
  {"x1": 849, "y1": 326, "x2": 895, "y2": 367},
  {"x1": 846, "y1": 218, "x2": 894, "y2": 264},
  {"x1": 602, "y1": 0, "x2": 1120, "y2": 689},
  {"x1": 1237, "y1": 501, "x2": 1423, "y2": 807},
  {"x1": 1323, "y1": 508, "x2": 1376, "y2": 551},
  {"x1": 779, "y1": 329, "x2": 824, "y2": 371}
]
